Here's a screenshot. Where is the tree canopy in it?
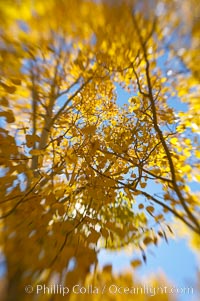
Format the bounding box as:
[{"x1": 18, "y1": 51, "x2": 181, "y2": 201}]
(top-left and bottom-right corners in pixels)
[{"x1": 0, "y1": 0, "x2": 200, "y2": 300}]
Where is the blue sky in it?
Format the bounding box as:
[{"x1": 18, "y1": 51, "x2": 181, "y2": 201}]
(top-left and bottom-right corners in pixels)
[{"x1": 98, "y1": 237, "x2": 199, "y2": 301}]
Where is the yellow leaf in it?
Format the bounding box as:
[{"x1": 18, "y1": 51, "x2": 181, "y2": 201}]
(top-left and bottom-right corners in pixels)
[
  {"x1": 26, "y1": 134, "x2": 40, "y2": 148},
  {"x1": 138, "y1": 203, "x2": 144, "y2": 209},
  {"x1": 170, "y1": 137, "x2": 178, "y2": 145},
  {"x1": 11, "y1": 78, "x2": 21, "y2": 85},
  {"x1": 103, "y1": 265, "x2": 112, "y2": 273},
  {"x1": 0, "y1": 110, "x2": 15, "y2": 123},
  {"x1": 140, "y1": 182, "x2": 147, "y2": 188},
  {"x1": 29, "y1": 149, "x2": 45, "y2": 156},
  {"x1": 88, "y1": 229, "x2": 100, "y2": 243},
  {"x1": 131, "y1": 173, "x2": 136, "y2": 178},
  {"x1": 161, "y1": 77, "x2": 167, "y2": 83},
  {"x1": 195, "y1": 150, "x2": 200, "y2": 159},
  {"x1": 131, "y1": 259, "x2": 142, "y2": 268},
  {"x1": 143, "y1": 237, "x2": 153, "y2": 245},
  {"x1": 2, "y1": 84, "x2": 16, "y2": 94},
  {"x1": 182, "y1": 165, "x2": 192, "y2": 173},
  {"x1": 146, "y1": 206, "x2": 154, "y2": 214}
]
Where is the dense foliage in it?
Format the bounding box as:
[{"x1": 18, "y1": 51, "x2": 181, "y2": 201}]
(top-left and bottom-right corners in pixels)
[{"x1": 0, "y1": 0, "x2": 199, "y2": 300}]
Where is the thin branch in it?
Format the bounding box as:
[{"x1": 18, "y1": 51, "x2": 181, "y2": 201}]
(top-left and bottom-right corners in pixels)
[
  {"x1": 131, "y1": 13, "x2": 200, "y2": 234},
  {"x1": 0, "y1": 176, "x2": 42, "y2": 219},
  {"x1": 51, "y1": 76, "x2": 92, "y2": 126}
]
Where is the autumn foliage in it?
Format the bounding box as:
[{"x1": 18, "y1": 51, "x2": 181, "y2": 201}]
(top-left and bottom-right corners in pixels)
[{"x1": 0, "y1": 0, "x2": 200, "y2": 300}]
